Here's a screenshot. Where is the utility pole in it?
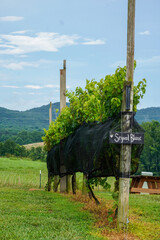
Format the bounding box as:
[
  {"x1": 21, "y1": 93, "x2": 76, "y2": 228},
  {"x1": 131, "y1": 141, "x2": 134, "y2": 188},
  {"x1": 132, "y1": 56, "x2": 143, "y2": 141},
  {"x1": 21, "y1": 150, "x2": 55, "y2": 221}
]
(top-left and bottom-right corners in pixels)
[
  {"x1": 59, "y1": 60, "x2": 71, "y2": 193},
  {"x1": 118, "y1": 0, "x2": 135, "y2": 229}
]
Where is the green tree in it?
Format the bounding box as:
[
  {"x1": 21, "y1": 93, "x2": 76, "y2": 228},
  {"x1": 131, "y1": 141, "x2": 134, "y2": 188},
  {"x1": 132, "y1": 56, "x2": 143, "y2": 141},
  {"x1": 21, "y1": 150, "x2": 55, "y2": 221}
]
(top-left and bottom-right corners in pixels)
[
  {"x1": 27, "y1": 146, "x2": 46, "y2": 162},
  {"x1": 0, "y1": 142, "x2": 4, "y2": 156},
  {"x1": 137, "y1": 121, "x2": 160, "y2": 175},
  {"x1": 3, "y1": 139, "x2": 17, "y2": 155},
  {"x1": 14, "y1": 145, "x2": 27, "y2": 157}
]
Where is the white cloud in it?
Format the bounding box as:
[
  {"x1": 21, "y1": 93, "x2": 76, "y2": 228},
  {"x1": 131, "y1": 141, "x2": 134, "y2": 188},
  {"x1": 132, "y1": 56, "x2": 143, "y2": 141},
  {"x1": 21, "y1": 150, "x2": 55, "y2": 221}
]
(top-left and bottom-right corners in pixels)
[
  {"x1": 25, "y1": 85, "x2": 43, "y2": 89},
  {"x1": 138, "y1": 30, "x2": 150, "y2": 36},
  {"x1": 0, "y1": 59, "x2": 55, "y2": 70},
  {"x1": 2, "y1": 85, "x2": 20, "y2": 88},
  {"x1": 12, "y1": 30, "x2": 29, "y2": 35},
  {"x1": 45, "y1": 84, "x2": 60, "y2": 88},
  {"x1": 137, "y1": 56, "x2": 160, "y2": 65},
  {"x1": 28, "y1": 92, "x2": 41, "y2": 95},
  {"x1": 0, "y1": 32, "x2": 79, "y2": 55},
  {"x1": 0, "y1": 32, "x2": 105, "y2": 55},
  {"x1": 3, "y1": 61, "x2": 39, "y2": 70},
  {"x1": 0, "y1": 16, "x2": 24, "y2": 22},
  {"x1": 82, "y1": 39, "x2": 105, "y2": 45},
  {"x1": 111, "y1": 56, "x2": 160, "y2": 69},
  {"x1": 1, "y1": 83, "x2": 71, "y2": 91}
]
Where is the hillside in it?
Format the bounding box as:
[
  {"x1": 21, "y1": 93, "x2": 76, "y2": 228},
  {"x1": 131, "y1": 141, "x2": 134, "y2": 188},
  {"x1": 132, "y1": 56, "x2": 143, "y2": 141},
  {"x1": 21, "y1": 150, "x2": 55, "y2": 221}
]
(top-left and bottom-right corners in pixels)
[
  {"x1": 136, "y1": 107, "x2": 160, "y2": 123},
  {"x1": 0, "y1": 104, "x2": 160, "y2": 130},
  {"x1": 0, "y1": 104, "x2": 160, "y2": 144},
  {"x1": 0, "y1": 102, "x2": 62, "y2": 131}
]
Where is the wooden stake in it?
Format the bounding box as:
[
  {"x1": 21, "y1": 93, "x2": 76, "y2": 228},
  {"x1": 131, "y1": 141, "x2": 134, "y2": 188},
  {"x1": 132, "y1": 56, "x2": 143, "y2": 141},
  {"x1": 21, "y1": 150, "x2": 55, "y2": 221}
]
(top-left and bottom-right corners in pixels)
[
  {"x1": 59, "y1": 60, "x2": 71, "y2": 193},
  {"x1": 47, "y1": 102, "x2": 52, "y2": 191},
  {"x1": 118, "y1": 0, "x2": 135, "y2": 229},
  {"x1": 82, "y1": 174, "x2": 88, "y2": 195},
  {"x1": 49, "y1": 102, "x2": 52, "y2": 125},
  {"x1": 60, "y1": 60, "x2": 66, "y2": 112}
]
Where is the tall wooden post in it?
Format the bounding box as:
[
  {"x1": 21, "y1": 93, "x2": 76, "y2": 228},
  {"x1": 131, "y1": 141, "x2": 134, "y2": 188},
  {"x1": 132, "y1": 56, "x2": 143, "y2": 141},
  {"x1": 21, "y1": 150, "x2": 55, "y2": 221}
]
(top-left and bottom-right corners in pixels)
[
  {"x1": 49, "y1": 102, "x2": 52, "y2": 125},
  {"x1": 60, "y1": 60, "x2": 71, "y2": 193},
  {"x1": 82, "y1": 174, "x2": 88, "y2": 195},
  {"x1": 49, "y1": 101, "x2": 59, "y2": 192},
  {"x1": 60, "y1": 60, "x2": 66, "y2": 112},
  {"x1": 118, "y1": 0, "x2": 135, "y2": 229},
  {"x1": 47, "y1": 102, "x2": 52, "y2": 191}
]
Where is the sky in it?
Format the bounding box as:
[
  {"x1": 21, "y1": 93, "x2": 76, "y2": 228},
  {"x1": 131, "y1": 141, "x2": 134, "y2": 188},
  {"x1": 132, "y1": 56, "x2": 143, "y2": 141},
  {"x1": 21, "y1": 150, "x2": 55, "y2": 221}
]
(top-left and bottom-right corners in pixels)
[{"x1": 0, "y1": 0, "x2": 160, "y2": 111}]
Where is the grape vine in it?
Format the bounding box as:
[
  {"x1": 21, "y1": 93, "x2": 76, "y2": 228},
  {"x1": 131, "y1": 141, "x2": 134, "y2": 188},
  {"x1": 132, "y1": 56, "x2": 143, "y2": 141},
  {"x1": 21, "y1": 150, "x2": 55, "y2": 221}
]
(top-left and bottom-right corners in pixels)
[{"x1": 42, "y1": 63, "x2": 146, "y2": 151}]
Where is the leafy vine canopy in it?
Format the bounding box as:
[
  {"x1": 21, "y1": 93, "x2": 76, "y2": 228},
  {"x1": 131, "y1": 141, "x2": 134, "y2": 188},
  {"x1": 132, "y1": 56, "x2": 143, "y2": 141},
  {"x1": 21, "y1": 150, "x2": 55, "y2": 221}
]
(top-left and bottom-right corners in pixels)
[{"x1": 43, "y1": 63, "x2": 146, "y2": 151}]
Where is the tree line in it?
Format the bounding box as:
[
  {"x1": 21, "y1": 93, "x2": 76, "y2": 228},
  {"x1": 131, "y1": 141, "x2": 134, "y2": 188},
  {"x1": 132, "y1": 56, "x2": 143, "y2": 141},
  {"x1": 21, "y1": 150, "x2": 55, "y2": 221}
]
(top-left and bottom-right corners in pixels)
[
  {"x1": 0, "y1": 139, "x2": 46, "y2": 162},
  {"x1": 0, "y1": 129, "x2": 44, "y2": 145},
  {"x1": 137, "y1": 120, "x2": 160, "y2": 176}
]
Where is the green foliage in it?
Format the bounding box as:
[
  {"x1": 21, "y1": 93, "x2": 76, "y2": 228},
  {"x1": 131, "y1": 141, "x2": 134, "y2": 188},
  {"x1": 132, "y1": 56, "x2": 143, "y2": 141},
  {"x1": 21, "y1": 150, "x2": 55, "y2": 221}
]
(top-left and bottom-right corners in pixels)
[
  {"x1": 27, "y1": 146, "x2": 47, "y2": 162},
  {"x1": 0, "y1": 129, "x2": 44, "y2": 145},
  {"x1": 43, "y1": 64, "x2": 147, "y2": 150},
  {"x1": 0, "y1": 140, "x2": 46, "y2": 162},
  {"x1": 137, "y1": 120, "x2": 160, "y2": 175},
  {"x1": 0, "y1": 139, "x2": 27, "y2": 157},
  {"x1": 88, "y1": 177, "x2": 111, "y2": 191}
]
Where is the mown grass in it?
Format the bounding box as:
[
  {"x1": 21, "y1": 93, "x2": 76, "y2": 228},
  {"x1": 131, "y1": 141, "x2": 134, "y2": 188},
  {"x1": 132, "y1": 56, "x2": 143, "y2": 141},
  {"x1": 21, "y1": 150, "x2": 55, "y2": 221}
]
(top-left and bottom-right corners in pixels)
[
  {"x1": 0, "y1": 157, "x2": 160, "y2": 240},
  {"x1": 0, "y1": 157, "x2": 104, "y2": 240},
  {"x1": 0, "y1": 188, "x2": 104, "y2": 240}
]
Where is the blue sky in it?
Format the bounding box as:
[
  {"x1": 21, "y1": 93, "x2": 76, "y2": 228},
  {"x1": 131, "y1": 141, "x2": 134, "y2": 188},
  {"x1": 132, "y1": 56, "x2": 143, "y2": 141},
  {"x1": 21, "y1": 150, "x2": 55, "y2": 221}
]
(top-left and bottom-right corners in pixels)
[{"x1": 0, "y1": 0, "x2": 159, "y2": 111}]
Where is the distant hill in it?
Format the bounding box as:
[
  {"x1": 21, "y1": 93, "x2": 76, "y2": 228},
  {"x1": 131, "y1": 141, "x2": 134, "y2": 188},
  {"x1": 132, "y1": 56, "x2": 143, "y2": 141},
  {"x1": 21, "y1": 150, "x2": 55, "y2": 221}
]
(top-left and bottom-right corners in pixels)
[
  {"x1": 0, "y1": 102, "x2": 69, "y2": 131},
  {"x1": 136, "y1": 107, "x2": 160, "y2": 124},
  {"x1": 0, "y1": 104, "x2": 160, "y2": 130}
]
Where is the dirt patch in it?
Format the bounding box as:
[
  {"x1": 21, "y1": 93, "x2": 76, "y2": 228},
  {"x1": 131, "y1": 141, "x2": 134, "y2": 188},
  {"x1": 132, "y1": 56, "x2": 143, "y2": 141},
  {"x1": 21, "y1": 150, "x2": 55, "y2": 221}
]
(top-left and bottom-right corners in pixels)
[
  {"x1": 71, "y1": 192, "x2": 141, "y2": 240},
  {"x1": 23, "y1": 142, "x2": 44, "y2": 150},
  {"x1": 29, "y1": 188, "x2": 44, "y2": 191}
]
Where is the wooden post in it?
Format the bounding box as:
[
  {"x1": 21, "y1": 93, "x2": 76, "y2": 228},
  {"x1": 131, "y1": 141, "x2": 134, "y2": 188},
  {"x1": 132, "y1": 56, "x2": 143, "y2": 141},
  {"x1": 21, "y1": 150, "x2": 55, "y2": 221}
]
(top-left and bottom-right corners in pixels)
[
  {"x1": 59, "y1": 60, "x2": 71, "y2": 193},
  {"x1": 82, "y1": 174, "x2": 88, "y2": 195},
  {"x1": 49, "y1": 102, "x2": 52, "y2": 125},
  {"x1": 49, "y1": 101, "x2": 59, "y2": 192},
  {"x1": 117, "y1": 0, "x2": 135, "y2": 229},
  {"x1": 72, "y1": 173, "x2": 76, "y2": 194},
  {"x1": 60, "y1": 60, "x2": 66, "y2": 112},
  {"x1": 47, "y1": 102, "x2": 52, "y2": 191}
]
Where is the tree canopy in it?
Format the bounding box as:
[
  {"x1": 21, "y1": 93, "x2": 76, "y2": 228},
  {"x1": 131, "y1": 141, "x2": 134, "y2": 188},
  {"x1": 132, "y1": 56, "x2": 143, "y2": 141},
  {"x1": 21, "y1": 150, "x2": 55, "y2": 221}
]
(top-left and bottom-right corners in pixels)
[
  {"x1": 137, "y1": 121, "x2": 160, "y2": 175},
  {"x1": 43, "y1": 64, "x2": 146, "y2": 151}
]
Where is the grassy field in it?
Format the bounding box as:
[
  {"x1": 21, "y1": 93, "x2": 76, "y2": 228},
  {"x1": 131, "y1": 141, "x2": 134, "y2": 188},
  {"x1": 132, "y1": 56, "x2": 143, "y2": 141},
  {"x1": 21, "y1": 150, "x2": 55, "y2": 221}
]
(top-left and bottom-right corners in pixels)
[
  {"x1": 0, "y1": 157, "x2": 48, "y2": 189},
  {"x1": 0, "y1": 157, "x2": 160, "y2": 240}
]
